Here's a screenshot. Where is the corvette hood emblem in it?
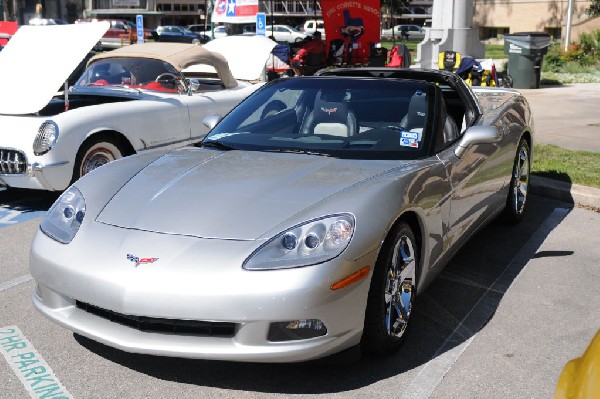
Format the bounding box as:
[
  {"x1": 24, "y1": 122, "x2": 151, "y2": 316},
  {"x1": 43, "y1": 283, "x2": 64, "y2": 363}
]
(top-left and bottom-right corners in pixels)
[{"x1": 127, "y1": 254, "x2": 159, "y2": 267}]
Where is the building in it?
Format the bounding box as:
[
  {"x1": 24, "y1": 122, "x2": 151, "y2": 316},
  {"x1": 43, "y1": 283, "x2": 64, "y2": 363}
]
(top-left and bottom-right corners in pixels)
[
  {"x1": 2, "y1": 0, "x2": 597, "y2": 45},
  {"x1": 473, "y1": 0, "x2": 593, "y2": 42}
]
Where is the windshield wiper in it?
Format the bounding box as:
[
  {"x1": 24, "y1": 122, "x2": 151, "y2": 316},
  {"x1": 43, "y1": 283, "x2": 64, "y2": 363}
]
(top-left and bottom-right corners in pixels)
[
  {"x1": 263, "y1": 148, "x2": 332, "y2": 157},
  {"x1": 199, "y1": 140, "x2": 237, "y2": 151}
]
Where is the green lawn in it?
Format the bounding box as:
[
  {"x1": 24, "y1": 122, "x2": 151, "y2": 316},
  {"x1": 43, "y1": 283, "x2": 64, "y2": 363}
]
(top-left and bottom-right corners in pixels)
[{"x1": 532, "y1": 144, "x2": 600, "y2": 188}]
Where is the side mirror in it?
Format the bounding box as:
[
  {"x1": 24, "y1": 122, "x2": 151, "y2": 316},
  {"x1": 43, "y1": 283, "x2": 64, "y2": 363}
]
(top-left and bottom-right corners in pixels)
[
  {"x1": 454, "y1": 125, "x2": 502, "y2": 158},
  {"x1": 188, "y1": 78, "x2": 200, "y2": 93},
  {"x1": 202, "y1": 113, "x2": 222, "y2": 130}
]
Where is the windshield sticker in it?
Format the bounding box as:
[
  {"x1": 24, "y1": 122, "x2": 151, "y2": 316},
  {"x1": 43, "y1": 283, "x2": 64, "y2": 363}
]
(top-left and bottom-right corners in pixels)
[
  {"x1": 400, "y1": 138, "x2": 419, "y2": 148},
  {"x1": 401, "y1": 131, "x2": 421, "y2": 141}
]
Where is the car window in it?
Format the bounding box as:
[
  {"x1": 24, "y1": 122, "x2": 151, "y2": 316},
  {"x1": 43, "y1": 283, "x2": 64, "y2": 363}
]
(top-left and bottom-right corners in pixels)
[
  {"x1": 74, "y1": 58, "x2": 186, "y2": 94},
  {"x1": 204, "y1": 77, "x2": 436, "y2": 160}
]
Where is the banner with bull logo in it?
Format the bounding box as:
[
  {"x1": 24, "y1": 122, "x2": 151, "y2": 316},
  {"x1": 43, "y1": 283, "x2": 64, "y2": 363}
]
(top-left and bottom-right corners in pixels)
[{"x1": 321, "y1": 0, "x2": 381, "y2": 65}]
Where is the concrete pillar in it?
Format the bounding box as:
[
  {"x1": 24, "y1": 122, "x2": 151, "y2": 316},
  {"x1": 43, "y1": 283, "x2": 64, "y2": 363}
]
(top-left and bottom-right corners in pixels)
[{"x1": 415, "y1": 0, "x2": 485, "y2": 69}]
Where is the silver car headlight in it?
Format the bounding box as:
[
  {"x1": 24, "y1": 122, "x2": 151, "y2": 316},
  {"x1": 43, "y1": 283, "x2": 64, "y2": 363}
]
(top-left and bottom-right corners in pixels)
[
  {"x1": 243, "y1": 214, "x2": 355, "y2": 270},
  {"x1": 40, "y1": 186, "x2": 86, "y2": 244},
  {"x1": 33, "y1": 121, "x2": 59, "y2": 156}
]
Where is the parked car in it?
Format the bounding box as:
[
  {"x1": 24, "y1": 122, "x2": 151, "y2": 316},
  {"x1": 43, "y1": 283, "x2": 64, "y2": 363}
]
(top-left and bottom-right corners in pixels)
[
  {"x1": 28, "y1": 18, "x2": 69, "y2": 25},
  {"x1": 213, "y1": 25, "x2": 228, "y2": 38},
  {"x1": 0, "y1": 23, "x2": 276, "y2": 191},
  {"x1": 186, "y1": 24, "x2": 227, "y2": 39},
  {"x1": 265, "y1": 24, "x2": 308, "y2": 43},
  {"x1": 153, "y1": 25, "x2": 209, "y2": 44},
  {"x1": 303, "y1": 19, "x2": 325, "y2": 37},
  {"x1": 76, "y1": 18, "x2": 153, "y2": 48},
  {"x1": 381, "y1": 24, "x2": 425, "y2": 41},
  {"x1": 30, "y1": 67, "x2": 534, "y2": 363}
]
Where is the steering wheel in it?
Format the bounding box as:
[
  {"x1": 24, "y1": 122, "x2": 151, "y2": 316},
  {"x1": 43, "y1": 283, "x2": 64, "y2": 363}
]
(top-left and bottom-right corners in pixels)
[{"x1": 155, "y1": 72, "x2": 180, "y2": 83}]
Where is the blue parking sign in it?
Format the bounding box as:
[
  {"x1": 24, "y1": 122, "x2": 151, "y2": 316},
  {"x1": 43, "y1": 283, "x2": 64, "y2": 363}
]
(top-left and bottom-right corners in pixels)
[
  {"x1": 256, "y1": 13, "x2": 266, "y2": 36},
  {"x1": 136, "y1": 14, "x2": 144, "y2": 43}
]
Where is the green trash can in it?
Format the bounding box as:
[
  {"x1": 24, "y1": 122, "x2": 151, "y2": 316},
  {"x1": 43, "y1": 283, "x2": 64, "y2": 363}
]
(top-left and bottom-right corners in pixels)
[{"x1": 504, "y1": 32, "x2": 552, "y2": 89}]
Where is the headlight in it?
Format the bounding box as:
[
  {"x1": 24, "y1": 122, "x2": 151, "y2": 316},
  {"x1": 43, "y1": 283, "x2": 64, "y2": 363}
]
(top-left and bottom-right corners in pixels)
[
  {"x1": 33, "y1": 121, "x2": 59, "y2": 156},
  {"x1": 243, "y1": 214, "x2": 355, "y2": 270},
  {"x1": 40, "y1": 186, "x2": 86, "y2": 244}
]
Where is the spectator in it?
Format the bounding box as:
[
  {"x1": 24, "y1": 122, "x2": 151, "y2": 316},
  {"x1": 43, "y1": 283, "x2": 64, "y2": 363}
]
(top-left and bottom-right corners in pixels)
[{"x1": 290, "y1": 31, "x2": 326, "y2": 76}]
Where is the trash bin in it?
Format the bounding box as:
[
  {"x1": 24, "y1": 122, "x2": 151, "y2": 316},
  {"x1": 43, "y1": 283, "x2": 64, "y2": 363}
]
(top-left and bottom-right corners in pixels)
[{"x1": 504, "y1": 32, "x2": 552, "y2": 89}]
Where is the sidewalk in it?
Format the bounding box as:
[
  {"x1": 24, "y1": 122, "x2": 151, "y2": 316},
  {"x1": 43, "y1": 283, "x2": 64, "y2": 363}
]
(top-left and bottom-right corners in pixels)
[{"x1": 520, "y1": 83, "x2": 600, "y2": 209}]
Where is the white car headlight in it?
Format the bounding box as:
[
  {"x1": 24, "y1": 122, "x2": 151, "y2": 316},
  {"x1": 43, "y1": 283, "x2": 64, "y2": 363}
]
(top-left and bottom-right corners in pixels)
[
  {"x1": 243, "y1": 214, "x2": 355, "y2": 270},
  {"x1": 33, "y1": 121, "x2": 59, "y2": 156},
  {"x1": 40, "y1": 186, "x2": 86, "y2": 244}
]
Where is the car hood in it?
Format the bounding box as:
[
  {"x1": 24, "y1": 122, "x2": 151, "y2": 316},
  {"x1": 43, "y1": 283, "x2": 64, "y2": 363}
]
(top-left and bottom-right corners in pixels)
[
  {"x1": 183, "y1": 35, "x2": 277, "y2": 82},
  {"x1": 96, "y1": 148, "x2": 399, "y2": 240},
  {"x1": 0, "y1": 22, "x2": 109, "y2": 115}
]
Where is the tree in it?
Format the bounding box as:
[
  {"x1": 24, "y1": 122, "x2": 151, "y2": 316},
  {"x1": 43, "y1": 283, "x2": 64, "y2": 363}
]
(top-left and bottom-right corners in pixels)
[{"x1": 587, "y1": 0, "x2": 600, "y2": 16}]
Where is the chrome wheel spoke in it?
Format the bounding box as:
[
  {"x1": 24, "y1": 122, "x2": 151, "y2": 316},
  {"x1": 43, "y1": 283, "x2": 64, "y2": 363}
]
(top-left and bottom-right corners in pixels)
[
  {"x1": 512, "y1": 145, "x2": 530, "y2": 214},
  {"x1": 384, "y1": 234, "x2": 415, "y2": 338}
]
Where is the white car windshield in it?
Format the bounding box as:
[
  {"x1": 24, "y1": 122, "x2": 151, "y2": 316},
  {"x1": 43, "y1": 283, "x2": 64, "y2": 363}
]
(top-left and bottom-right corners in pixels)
[
  {"x1": 203, "y1": 77, "x2": 436, "y2": 160},
  {"x1": 74, "y1": 58, "x2": 186, "y2": 93}
]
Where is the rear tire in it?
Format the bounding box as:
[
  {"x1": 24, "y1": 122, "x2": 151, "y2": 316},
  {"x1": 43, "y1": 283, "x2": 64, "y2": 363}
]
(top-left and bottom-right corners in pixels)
[
  {"x1": 502, "y1": 138, "x2": 530, "y2": 224},
  {"x1": 362, "y1": 222, "x2": 418, "y2": 355}
]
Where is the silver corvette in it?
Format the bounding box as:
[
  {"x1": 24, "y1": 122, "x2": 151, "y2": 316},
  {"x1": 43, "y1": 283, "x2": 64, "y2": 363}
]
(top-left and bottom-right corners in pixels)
[{"x1": 30, "y1": 69, "x2": 533, "y2": 363}]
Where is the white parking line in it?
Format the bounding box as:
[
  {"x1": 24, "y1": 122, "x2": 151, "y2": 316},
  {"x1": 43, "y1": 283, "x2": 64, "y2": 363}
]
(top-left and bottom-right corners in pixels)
[
  {"x1": 0, "y1": 325, "x2": 73, "y2": 399},
  {"x1": 0, "y1": 274, "x2": 32, "y2": 292},
  {"x1": 400, "y1": 207, "x2": 570, "y2": 399}
]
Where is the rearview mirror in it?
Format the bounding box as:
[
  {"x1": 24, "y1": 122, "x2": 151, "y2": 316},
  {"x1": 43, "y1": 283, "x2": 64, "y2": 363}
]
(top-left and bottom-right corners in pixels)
[{"x1": 454, "y1": 125, "x2": 502, "y2": 158}]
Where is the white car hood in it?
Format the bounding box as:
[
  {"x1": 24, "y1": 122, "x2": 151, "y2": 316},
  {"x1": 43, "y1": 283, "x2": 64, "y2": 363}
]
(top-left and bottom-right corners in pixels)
[
  {"x1": 0, "y1": 22, "x2": 109, "y2": 115},
  {"x1": 96, "y1": 148, "x2": 395, "y2": 240},
  {"x1": 183, "y1": 35, "x2": 277, "y2": 82}
]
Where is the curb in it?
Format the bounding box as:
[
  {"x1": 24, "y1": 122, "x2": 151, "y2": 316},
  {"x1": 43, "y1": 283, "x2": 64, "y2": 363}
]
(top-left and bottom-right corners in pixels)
[{"x1": 531, "y1": 175, "x2": 600, "y2": 210}]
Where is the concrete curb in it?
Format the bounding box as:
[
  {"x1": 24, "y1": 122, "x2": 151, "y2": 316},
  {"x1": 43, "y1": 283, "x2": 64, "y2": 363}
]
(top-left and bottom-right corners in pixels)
[{"x1": 531, "y1": 175, "x2": 600, "y2": 210}]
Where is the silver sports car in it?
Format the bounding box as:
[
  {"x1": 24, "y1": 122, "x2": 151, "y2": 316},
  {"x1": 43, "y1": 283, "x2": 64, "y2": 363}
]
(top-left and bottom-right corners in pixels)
[{"x1": 30, "y1": 69, "x2": 533, "y2": 363}]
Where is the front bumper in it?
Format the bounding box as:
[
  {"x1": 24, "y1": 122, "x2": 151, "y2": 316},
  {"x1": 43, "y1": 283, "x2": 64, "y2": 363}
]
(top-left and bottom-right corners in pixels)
[
  {"x1": 30, "y1": 224, "x2": 375, "y2": 362},
  {"x1": 0, "y1": 160, "x2": 70, "y2": 191}
]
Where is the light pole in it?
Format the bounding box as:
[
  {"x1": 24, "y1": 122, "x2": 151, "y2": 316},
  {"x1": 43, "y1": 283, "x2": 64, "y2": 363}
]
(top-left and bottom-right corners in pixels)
[{"x1": 564, "y1": 0, "x2": 574, "y2": 51}]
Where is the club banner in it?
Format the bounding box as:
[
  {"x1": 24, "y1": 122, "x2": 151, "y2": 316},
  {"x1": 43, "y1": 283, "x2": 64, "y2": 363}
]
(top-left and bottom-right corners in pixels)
[
  {"x1": 321, "y1": 0, "x2": 381, "y2": 65},
  {"x1": 212, "y1": 0, "x2": 259, "y2": 23}
]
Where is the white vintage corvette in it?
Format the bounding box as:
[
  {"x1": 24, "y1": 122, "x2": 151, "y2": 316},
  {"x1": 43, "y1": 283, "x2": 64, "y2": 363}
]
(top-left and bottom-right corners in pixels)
[{"x1": 0, "y1": 23, "x2": 276, "y2": 191}]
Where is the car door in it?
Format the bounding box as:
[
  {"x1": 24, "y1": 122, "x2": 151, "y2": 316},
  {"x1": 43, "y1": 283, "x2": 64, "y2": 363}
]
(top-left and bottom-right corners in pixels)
[
  {"x1": 276, "y1": 26, "x2": 292, "y2": 43},
  {"x1": 438, "y1": 117, "x2": 509, "y2": 251}
]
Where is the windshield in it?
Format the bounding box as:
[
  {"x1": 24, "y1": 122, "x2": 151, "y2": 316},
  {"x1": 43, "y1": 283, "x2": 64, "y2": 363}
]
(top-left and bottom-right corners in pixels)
[
  {"x1": 74, "y1": 58, "x2": 186, "y2": 93},
  {"x1": 204, "y1": 77, "x2": 436, "y2": 160}
]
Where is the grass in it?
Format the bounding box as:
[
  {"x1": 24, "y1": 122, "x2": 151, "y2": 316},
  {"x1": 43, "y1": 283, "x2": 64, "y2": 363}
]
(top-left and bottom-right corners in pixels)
[
  {"x1": 484, "y1": 44, "x2": 505, "y2": 60},
  {"x1": 532, "y1": 144, "x2": 600, "y2": 188}
]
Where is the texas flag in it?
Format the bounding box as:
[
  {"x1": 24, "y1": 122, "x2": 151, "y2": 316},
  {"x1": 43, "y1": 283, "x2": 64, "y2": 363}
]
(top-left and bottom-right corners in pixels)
[{"x1": 213, "y1": 0, "x2": 258, "y2": 22}]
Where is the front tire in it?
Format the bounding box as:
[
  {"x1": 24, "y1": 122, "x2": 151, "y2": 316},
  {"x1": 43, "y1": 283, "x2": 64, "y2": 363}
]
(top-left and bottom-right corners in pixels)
[
  {"x1": 362, "y1": 222, "x2": 418, "y2": 355},
  {"x1": 502, "y1": 138, "x2": 530, "y2": 223},
  {"x1": 73, "y1": 137, "x2": 124, "y2": 183}
]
